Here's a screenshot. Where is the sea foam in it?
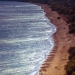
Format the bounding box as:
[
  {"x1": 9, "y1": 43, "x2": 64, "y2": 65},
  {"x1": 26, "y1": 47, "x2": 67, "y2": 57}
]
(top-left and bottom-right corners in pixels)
[{"x1": 0, "y1": 1, "x2": 56, "y2": 75}]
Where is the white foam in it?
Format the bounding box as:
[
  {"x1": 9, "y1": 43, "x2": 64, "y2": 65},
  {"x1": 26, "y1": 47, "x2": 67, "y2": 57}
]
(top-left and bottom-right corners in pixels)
[
  {"x1": 0, "y1": 1, "x2": 56, "y2": 75},
  {"x1": 0, "y1": 37, "x2": 49, "y2": 44}
]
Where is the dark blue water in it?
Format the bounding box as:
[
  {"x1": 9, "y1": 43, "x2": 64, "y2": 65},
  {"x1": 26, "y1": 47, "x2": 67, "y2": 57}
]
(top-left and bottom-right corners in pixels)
[{"x1": 0, "y1": 1, "x2": 56, "y2": 75}]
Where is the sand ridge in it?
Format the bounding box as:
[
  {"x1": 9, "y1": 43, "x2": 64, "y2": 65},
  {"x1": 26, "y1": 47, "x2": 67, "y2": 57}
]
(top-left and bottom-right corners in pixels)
[{"x1": 33, "y1": 4, "x2": 75, "y2": 75}]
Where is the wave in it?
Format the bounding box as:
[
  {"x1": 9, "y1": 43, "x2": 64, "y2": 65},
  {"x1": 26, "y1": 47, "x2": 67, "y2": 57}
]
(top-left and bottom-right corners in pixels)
[{"x1": 0, "y1": 1, "x2": 56, "y2": 75}]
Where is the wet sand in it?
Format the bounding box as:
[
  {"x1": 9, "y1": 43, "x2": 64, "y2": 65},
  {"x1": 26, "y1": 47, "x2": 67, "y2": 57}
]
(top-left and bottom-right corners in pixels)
[{"x1": 34, "y1": 3, "x2": 75, "y2": 75}]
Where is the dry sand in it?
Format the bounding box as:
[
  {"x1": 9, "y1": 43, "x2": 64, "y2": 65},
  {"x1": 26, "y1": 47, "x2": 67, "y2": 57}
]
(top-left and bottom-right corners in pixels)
[{"x1": 33, "y1": 3, "x2": 75, "y2": 75}]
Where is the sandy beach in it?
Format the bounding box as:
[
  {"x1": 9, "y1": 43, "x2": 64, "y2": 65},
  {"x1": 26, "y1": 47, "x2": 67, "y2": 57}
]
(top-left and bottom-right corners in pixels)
[{"x1": 33, "y1": 3, "x2": 75, "y2": 75}]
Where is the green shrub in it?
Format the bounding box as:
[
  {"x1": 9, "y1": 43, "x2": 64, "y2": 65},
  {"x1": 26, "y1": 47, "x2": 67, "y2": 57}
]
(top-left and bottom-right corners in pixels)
[{"x1": 65, "y1": 47, "x2": 75, "y2": 75}]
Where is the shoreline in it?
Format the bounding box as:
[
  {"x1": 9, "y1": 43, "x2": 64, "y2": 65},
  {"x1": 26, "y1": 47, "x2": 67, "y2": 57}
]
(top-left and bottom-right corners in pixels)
[{"x1": 34, "y1": 3, "x2": 71, "y2": 75}]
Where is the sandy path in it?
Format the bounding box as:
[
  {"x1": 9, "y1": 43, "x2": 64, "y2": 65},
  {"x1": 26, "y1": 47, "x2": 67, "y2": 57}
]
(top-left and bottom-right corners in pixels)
[{"x1": 33, "y1": 4, "x2": 74, "y2": 75}]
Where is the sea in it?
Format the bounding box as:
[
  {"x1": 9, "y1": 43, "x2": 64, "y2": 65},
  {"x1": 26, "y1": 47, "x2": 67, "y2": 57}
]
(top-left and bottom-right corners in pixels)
[{"x1": 0, "y1": 1, "x2": 56, "y2": 75}]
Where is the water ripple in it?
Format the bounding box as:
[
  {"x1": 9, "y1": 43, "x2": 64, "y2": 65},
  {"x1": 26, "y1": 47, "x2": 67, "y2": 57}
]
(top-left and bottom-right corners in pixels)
[{"x1": 0, "y1": 1, "x2": 56, "y2": 75}]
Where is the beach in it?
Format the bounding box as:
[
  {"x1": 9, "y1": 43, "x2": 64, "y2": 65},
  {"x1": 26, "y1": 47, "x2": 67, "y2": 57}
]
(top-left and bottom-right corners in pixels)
[{"x1": 34, "y1": 3, "x2": 74, "y2": 75}]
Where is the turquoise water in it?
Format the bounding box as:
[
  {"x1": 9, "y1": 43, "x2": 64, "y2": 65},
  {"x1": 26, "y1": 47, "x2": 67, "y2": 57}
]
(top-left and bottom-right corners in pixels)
[{"x1": 0, "y1": 1, "x2": 56, "y2": 75}]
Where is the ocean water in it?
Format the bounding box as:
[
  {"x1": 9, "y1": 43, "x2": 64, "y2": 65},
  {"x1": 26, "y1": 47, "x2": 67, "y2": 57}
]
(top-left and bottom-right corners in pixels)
[{"x1": 0, "y1": 1, "x2": 56, "y2": 75}]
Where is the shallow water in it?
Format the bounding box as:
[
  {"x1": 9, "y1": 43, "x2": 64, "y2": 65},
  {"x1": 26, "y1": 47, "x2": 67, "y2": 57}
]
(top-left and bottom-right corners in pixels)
[{"x1": 0, "y1": 1, "x2": 56, "y2": 75}]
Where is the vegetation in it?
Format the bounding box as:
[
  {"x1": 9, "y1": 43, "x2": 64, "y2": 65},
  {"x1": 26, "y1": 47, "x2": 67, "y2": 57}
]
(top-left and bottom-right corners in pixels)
[{"x1": 65, "y1": 47, "x2": 75, "y2": 75}]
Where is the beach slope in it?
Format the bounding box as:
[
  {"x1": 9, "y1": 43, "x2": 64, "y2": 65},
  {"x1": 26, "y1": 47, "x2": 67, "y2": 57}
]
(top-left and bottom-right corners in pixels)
[{"x1": 35, "y1": 4, "x2": 71, "y2": 75}]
